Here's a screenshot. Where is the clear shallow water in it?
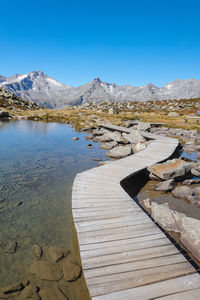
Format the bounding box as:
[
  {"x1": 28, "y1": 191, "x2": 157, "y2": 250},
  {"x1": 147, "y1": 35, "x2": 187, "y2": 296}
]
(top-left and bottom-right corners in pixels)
[{"x1": 0, "y1": 120, "x2": 107, "y2": 286}]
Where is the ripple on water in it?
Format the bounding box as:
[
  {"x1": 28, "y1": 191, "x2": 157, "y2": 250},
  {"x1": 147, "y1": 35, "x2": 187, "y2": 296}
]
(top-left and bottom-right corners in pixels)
[{"x1": 0, "y1": 120, "x2": 106, "y2": 297}]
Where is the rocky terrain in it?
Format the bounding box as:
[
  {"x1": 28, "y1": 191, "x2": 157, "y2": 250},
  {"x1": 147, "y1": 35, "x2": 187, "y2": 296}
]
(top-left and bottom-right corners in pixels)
[
  {"x1": 1, "y1": 71, "x2": 200, "y2": 108},
  {"x1": 0, "y1": 88, "x2": 38, "y2": 112},
  {"x1": 0, "y1": 244, "x2": 86, "y2": 300}
]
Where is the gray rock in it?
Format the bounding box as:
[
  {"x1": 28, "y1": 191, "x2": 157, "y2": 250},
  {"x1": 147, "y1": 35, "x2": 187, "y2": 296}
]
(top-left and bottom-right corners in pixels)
[
  {"x1": 185, "y1": 195, "x2": 197, "y2": 204},
  {"x1": 123, "y1": 130, "x2": 146, "y2": 144},
  {"x1": 168, "y1": 112, "x2": 179, "y2": 117},
  {"x1": 106, "y1": 146, "x2": 132, "y2": 159},
  {"x1": 171, "y1": 186, "x2": 193, "y2": 198},
  {"x1": 137, "y1": 122, "x2": 151, "y2": 132},
  {"x1": 183, "y1": 179, "x2": 200, "y2": 185},
  {"x1": 155, "y1": 179, "x2": 176, "y2": 191},
  {"x1": 191, "y1": 166, "x2": 200, "y2": 177},
  {"x1": 132, "y1": 142, "x2": 146, "y2": 153},
  {"x1": 148, "y1": 159, "x2": 193, "y2": 180},
  {"x1": 99, "y1": 141, "x2": 117, "y2": 150}
]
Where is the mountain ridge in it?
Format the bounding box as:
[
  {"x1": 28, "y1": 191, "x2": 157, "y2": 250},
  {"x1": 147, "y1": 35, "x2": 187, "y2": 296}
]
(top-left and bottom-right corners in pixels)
[{"x1": 1, "y1": 71, "x2": 200, "y2": 108}]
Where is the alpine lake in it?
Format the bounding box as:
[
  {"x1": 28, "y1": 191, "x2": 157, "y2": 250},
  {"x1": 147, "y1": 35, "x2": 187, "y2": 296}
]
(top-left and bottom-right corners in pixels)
[{"x1": 0, "y1": 119, "x2": 108, "y2": 299}]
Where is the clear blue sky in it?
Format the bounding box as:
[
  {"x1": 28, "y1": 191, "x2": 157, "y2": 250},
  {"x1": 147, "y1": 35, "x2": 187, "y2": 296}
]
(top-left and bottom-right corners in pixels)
[{"x1": 0, "y1": 0, "x2": 200, "y2": 87}]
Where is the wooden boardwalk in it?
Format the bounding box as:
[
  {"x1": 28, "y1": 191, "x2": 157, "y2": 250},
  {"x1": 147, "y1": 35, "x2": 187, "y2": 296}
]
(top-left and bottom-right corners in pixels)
[{"x1": 72, "y1": 125, "x2": 200, "y2": 299}]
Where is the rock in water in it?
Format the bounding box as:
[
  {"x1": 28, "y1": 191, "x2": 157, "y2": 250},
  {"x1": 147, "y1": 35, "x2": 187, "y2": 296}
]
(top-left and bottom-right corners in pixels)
[
  {"x1": 39, "y1": 287, "x2": 68, "y2": 300},
  {"x1": 155, "y1": 179, "x2": 176, "y2": 191},
  {"x1": 49, "y1": 247, "x2": 70, "y2": 262},
  {"x1": 72, "y1": 137, "x2": 79, "y2": 141},
  {"x1": 171, "y1": 186, "x2": 193, "y2": 199},
  {"x1": 99, "y1": 141, "x2": 117, "y2": 150},
  {"x1": 63, "y1": 260, "x2": 82, "y2": 282},
  {"x1": 106, "y1": 146, "x2": 132, "y2": 159},
  {"x1": 148, "y1": 159, "x2": 193, "y2": 180},
  {"x1": 19, "y1": 283, "x2": 40, "y2": 300},
  {"x1": 33, "y1": 244, "x2": 43, "y2": 259},
  {"x1": 29, "y1": 260, "x2": 63, "y2": 281}
]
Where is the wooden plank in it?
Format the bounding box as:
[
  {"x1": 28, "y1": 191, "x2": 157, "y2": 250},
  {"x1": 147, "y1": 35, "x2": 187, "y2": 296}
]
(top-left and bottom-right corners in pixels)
[
  {"x1": 80, "y1": 233, "x2": 165, "y2": 251},
  {"x1": 84, "y1": 253, "x2": 186, "y2": 278},
  {"x1": 81, "y1": 237, "x2": 170, "y2": 258},
  {"x1": 81, "y1": 245, "x2": 180, "y2": 269},
  {"x1": 78, "y1": 223, "x2": 157, "y2": 239},
  {"x1": 78, "y1": 227, "x2": 161, "y2": 245},
  {"x1": 92, "y1": 274, "x2": 200, "y2": 300},
  {"x1": 76, "y1": 217, "x2": 150, "y2": 232},
  {"x1": 71, "y1": 124, "x2": 200, "y2": 299},
  {"x1": 155, "y1": 288, "x2": 200, "y2": 299},
  {"x1": 88, "y1": 262, "x2": 195, "y2": 297}
]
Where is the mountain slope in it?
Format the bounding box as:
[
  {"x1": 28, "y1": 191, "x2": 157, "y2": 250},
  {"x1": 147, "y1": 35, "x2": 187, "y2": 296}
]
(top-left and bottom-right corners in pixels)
[
  {"x1": 0, "y1": 71, "x2": 75, "y2": 108},
  {"x1": 1, "y1": 71, "x2": 200, "y2": 108}
]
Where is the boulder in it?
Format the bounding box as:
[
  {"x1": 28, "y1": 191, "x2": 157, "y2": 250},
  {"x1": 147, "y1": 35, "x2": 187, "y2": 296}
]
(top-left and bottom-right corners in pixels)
[
  {"x1": 155, "y1": 179, "x2": 176, "y2": 191},
  {"x1": 97, "y1": 134, "x2": 112, "y2": 143},
  {"x1": 72, "y1": 137, "x2": 79, "y2": 141},
  {"x1": 33, "y1": 244, "x2": 43, "y2": 259},
  {"x1": 92, "y1": 128, "x2": 108, "y2": 136},
  {"x1": 150, "y1": 202, "x2": 200, "y2": 262},
  {"x1": 49, "y1": 247, "x2": 70, "y2": 262},
  {"x1": 183, "y1": 179, "x2": 200, "y2": 185},
  {"x1": 137, "y1": 122, "x2": 151, "y2": 132},
  {"x1": 63, "y1": 260, "x2": 82, "y2": 282},
  {"x1": 168, "y1": 112, "x2": 179, "y2": 117},
  {"x1": 171, "y1": 186, "x2": 193, "y2": 199},
  {"x1": 39, "y1": 287, "x2": 68, "y2": 300},
  {"x1": 123, "y1": 130, "x2": 146, "y2": 144},
  {"x1": 106, "y1": 146, "x2": 132, "y2": 159},
  {"x1": 132, "y1": 142, "x2": 146, "y2": 153},
  {"x1": 29, "y1": 260, "x2": 63, "y2": 281},
  {"x1": 99, "y1": 141, "x2": 117, "y2": 150},
  {"x1": 148, "y1": 159, "x2": 193, "y2": 180},
  {"x1": 179, "y1": 216, "x2": 200, "y2": 262},
  {"x1": 19, "y1": 283, "x2": 40, "y2": 300},
  {"x1": 191, "y1": 166, "x2": 200, "y2": 177},
  {"x1": 151, "y1": 202, "x2": 184, "y2": 232}
]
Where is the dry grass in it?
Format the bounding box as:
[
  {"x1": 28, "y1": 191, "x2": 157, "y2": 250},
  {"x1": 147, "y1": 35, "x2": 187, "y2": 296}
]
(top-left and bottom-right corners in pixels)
[{"x1": 7, "y1": 106, "x2": 200, "y2": 132}]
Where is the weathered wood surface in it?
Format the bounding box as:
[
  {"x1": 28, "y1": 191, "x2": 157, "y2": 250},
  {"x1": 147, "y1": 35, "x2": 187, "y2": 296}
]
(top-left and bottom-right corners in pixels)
[{"x1": 72, "y1": 124, "x2": 200, "y2": 299}]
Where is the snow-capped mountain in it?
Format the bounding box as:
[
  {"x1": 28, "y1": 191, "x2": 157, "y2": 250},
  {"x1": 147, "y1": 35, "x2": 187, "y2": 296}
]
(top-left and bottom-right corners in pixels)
[
  {"x1": 0, "y1": 71, "x2": 75, "y2": 108},
  {"x1": 1, "y1": 71, "x2": 200, "y2": 108}
]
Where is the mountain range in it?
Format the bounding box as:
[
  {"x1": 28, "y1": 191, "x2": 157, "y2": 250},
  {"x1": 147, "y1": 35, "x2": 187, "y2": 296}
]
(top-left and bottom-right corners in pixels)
[{"x1": 0, "y1": 71, "x2": 200, "y2": 108}]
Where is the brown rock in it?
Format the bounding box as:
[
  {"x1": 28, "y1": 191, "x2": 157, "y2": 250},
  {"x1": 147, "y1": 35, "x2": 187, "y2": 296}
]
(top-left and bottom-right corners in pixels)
[
  {"x1": 63, "y1": 260, "x2": 82, "y2": 282},
  {"x1": 0, "y1": 283, "x2": 23, "y2": 297},
  {"x1": 49, "y1": 247, "x2": 70, "y2": 262},
  {"x1": 171, "y1": 186, "x2": 193, "y2": 199},
  {"x1": 1, "y1": 241, "x2": 18, "y2": 254},
  {"x1": 85, "y1": 135, "x2": 92, "y2": 140},
  {"x1": 33, "y1": 244, "x2": 43, "y2": 259},
  {"x1": 19, "y1": 283, "x2": 40, "y2": 300},
  {"x1": 29, "y1": 260, "x2": 63, "y2": 281},
  {"x1": 148, "y1": 159, "x2": 193, "y2": 180},
  {"x1": 39, "y1": 287, "x2": 68, "y2": 300}
]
